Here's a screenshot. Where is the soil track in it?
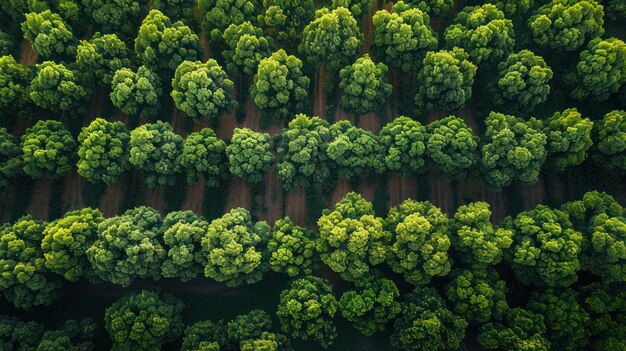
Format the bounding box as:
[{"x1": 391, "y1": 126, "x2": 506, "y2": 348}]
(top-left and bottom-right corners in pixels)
[
  {"x1": 26, "y1": 178, "x2": 53, "y2": 220},
  {"x1": 313, "y1": 66, "x2": 328, "y2": 118},
  {"x1": 18, "y1": 41, "x2": 37, "y2": 66},
  {"x1": 146, "y1": 186, "x2": 167, "y2": 213},
  {"x1": 262, "y1": 167, "x2": 283, "y2": 225},
  {"x1": 242, "y1": 79, "x2": 261, "y2": 131},
  {"x1": 181, "y1": 181, "x2": 206, "y2": 214},
  {"x1": 285, "y1": 187, "x2": 307, "y2": 226},
  {"x1": 99, "y1": 178, "x2": 128, "y2": 217},
  {"x1": 61, "y1": 170, "x2": 84, "y2": 212},
  {"x1": 387, "y1": 173, "x2": 417, "y2": 208},
  {"x1": 225, "y1": 177, "x2": 251, "y2": 211},
  {"x1": 518, "y1": 177, "x2": 546, "y2": 212},
  {"x1": 334, "y1": 107, "x2": 355, "y2": 123},
  {"x1": 332, "y1": 178, "x2": 352, "y2": 205}
]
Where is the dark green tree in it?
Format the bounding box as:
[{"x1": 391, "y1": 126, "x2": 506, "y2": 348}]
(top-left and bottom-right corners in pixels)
[
  {"x1": 222, "y1": 21, "x2": 273, "y2": 76},
  {"x1": 20, "y1": 120, "x2": 76, "y2": 179},
  {"x1": 604, "y1": 0, "x2": 626, "y2": 19},
  {"x1": 0, "y1": 315, "x2": 44, "y2": 350},
  {"x1": 0, "y1": 128, "x2": 22, "y2": 187},
  {"x1": 37, "y1": 319, "x2": 96, "y2": 350},
  {"x1": 30, "y1": 61, "x2": 90, "y2": 115},
  {"x1": 81, "y1": 0, "x2": 142, "y2": 35},
  {"x1": 268, "y1": 217, "x2": 318, "y2": 277},
  {"x1": 478, "y1": 307, "x2": 550, "y2": 351},
  {"x1": 161, "y1": 211, "x2": 209, "y2": 282},
  {"x1": 226, "y1": 128, "x2": 273, "y2": 184},
  {"x1": 426, "y1": 115, "x2": 479, "y2": 180},
  {"x1": 258, "y1": 0, "x2": 315, "y2": 43},
  {"x1": 21, "y1": 10, "x2": 76, "y2": 60},
  {"x1": 584, "y1": 212, "x2": 626, "y2": 283},
  {"x1": 76, "y1": 33, "x2": 131, "y2": 86},
  {"x1": 227, "y1": 309, "x2": 273, "y2": 344},
  {"x1": 181, "y1": 320, "x2": 228, "y2": 351},
  {"x1": 0, "y1": 55, "x2": 33, "y2": 119},
  {"x1": 579, "y1": 282, "x2": 626, "y2": 351},
  {"x1": 543, "y1": 108, "x2": 593, "y2": 171},
  {"x1": 0, "y1": 31, "x2": 15, "y2": 56},
  {"x1": 445, "y1": 267, "x2": 508, "y2": 324},
  {"x1": 593, "y1": 110, "x2": 626, "y2": 170},
  {"x1": 199, "y1": 0, "x2": 258, "y2": 42},
  {"x1": 327, "y1": 120, "x2": 385, "y2": 179},
  {"x1": 179, "y1": 127, "x2": 227, "y2": 187},
  {"x1": 110, "y1": 66, "x2": 162, "y2": 119},
  {"x1": 152, "y1": 0, "x2": 195, "y2": 20},
  {"x1": 379, "y1": 116, "x2": 427, "y2": 175},
  {"x1": 339, "y1": 54, "x2": 392, "y2": 115}
]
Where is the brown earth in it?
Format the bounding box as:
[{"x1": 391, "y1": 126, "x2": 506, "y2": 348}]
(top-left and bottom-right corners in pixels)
[
  {"x1": 243, "y1": 89, "x2": 261, "y2": 131},
  {"x1": 146, "y1": 186, "x2": 167, "y2": 214},
  {"x1": 334, "y1": 106, "x2": 355, "y2": 123},
  {"x1": 458, "y1": 106, "x2": 480, "y2": 134},
  {"x1": 262, "y1": 166, "x2": 283, "y2": 225},
  {"x1": 518, "y1": 176, "x2": 546, "y2": 212},
  {"x1": 359, "y1": 112, "x2": 380, "y2": 133},
  {"x1": 313, "y1": 65, "x2": 328, "y2": 118},
  {"x1": 25, "y1": 178, "x2": 53, "y2": 220},
  {"x1": 181, "y1": 180, "x2": 206, "y2": 214},
  {"x1": 387, "y1": 173, "x2": 417, "y2": 208},
  {"x1": 61, "y1": 169, "x2": 84, "y2": 212},
  {"x1": 0, "y1": 186, "x2": 16, "y2": 222},
  {"x1": 19, "y1": 41, "x2": 37, "y2": 66},
  {"x1": 357, "y1": 178, "x2": 376, "y2": 202},
  {"x1": 332, "y1": 178, "x2": 352, "y2": 205},
  {"x1": 99, "y1": 178, "x2": 128, "y2": 217},
  {"x1": 225, "y1": 177, "x2": 251, "y2": 211},
  {"x1": 285, "y1": 187, "x2": 307, "y2": 226},
  {"x1": 428, "y1": 169, "x2": 455, "y2": 215},
  {"x1": 360, "y1": 3, "x2": 376, "y2": 54}
]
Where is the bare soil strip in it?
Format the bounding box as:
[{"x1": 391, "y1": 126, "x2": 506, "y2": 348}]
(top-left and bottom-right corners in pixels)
[
  {"x1": 26, "y1": 178, "x2": 53, "y2": 220},
  {"x1": 285, "y1": 187, "x2": 307, "y2": 226},
  {"x1": 99, "y1": 178, "x2": 128, "y2": 217},
  {"x1": 182, "y1": 181, "x2": 206, "y2": 214},
  {"x1": 225, "y1": 177, "x2": 251, "y2": 211}
]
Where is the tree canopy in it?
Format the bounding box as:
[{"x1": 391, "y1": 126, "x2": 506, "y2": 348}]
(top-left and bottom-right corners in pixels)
[
  {"x1": 30, "y1": 61, "x2": 90, "y2": 115},
  {"x1": 339, "y1": 54, "x2": 392, "y2": 115},
  {"x1": 379, "y1": 116, "x2": 427, "y2": 175},
  {"x1": 110, "y1": 66, "x2": 162, "y2": 119},
  {"x1": 426, "y1": 115, "x2": 479, "y2": 180},
  {"x1": 226, "y1": 128, "x2": 273, "y2": 184},
  {"x1": 21, "y1": 10, "x2": 76, "y2": 60},
  {"x1": 593, "y1": 110, "x2": 626, "y2": 170},
  {"x1": 161, "y1": 211, "x2": 209, "y2": 282},
  {"x1": 327, "y1": 120, "x2": 385, "y2": 179},
  {"x1": 543, "y1": 108, "x2": 594, "y2": 171},
  {"x1": 0, "y1": 55, "x2": 32, "y2": 118},
  {"x1": 268, "y1": 217, "x2": 318, "y2": 277},
  {"x1": 222, "y1": 21, "x2": 273, "y2": 76},
  {"x1": 76, "y1": 33, "x2": 131, "y2": 87},
  {"x1": 20, "y1": 120, "x2": 76, "y2": 179},
  {"x1": 179, "y1": 128, "x2": 227, "y2": 187}
]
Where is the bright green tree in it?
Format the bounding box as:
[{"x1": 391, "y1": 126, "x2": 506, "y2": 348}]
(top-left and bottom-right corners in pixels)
[
  {"x1": 179, "y1": 127, "x2": 227, "y2": 187},
  {"x1": 86, "y1": 207, "x2": 165, "y2": 286},
  {"x1": 161, "y1": 211, "x2": 209, "y2": 282},
  {"x1": 276, "y1": 276, "x2": 338, "y2": 348},
  {"x1": 20, "y1": 120, "x2": 76, "y2": 179},
  {"x1": 332, "y1": 0, "x2": 372, "y2": 17},
  {"x1": 327, "y1": 120, "x2": 385, "y2": 179},
  {"x1": 30, "y1": 61, "x2": 90, "y2": 115},
  {"x1": 379, "y1": 116, "x2": 427, "y2": 175},
  {"x1": 561, "y1": 190, "x2": 624, "y2": 231},
  {"x1": 414, "y1": 48, "x2": 476, "y2": 114},
  {"x1": 0, "y1": 55, "x2": 33, "y2": 118},
  {"x1": 222, "y1": 21, "x2": 273, "y2": 76},
  {"x1": 426, "y1": 115, "x2": 479, "y2": 180},
  {"x1": 593, "y1": 110, "x2": 626, "y2": 170},
  {"x1": 199, "y1": 0, "x2": 258, "y2": 42},
  {"x1": 317, "y1": 192, "x2": 390, "y2": 281},
  {"x1": 81, "y1": 0, "x2": 142, "y2": 35},
  {"x1": 76, "y1": 33, "x2": 131, "y2": 86},
  {"x1": 268, "y1": 217, "x2": 318, "y2": 277},
  {"x1": 0, "y1": 128, "x2": 22, "y2": 187},
  {"x1": 110, "y1": 66, "x2": 162, "y2": 119},
  {"x1": 171, "y1": 60, "x2": 236, "y2": 122},
  {"x1": 181, "y1": 320, "x2": 228, "y2": 351},
  {"x1": 445, "y1": 267, "x2": 508, "y2": 324},
  {"x1": 585, "y1": 212, "x2": 626, "y2": 283},
  {"x1": 339, "y1": 54, "x2": 392, "y2": 115},
  {"x1": 21, "y1": 10, "x2": 76, "y2": 60},
  {"x1": 258, "y1": 0, "x2": 315, "y2": 43},
  {"x1": 543, "y1": 108, "x2": 593, "y2": 170},
  {"x1": 250, "y1": 49, "x2": 310, "y2": 120},
  {"x1": 240, "y1": 332, "x2": 292, "y2": 351},
  {"x1": 129, "y1": 121, "x2": 183, "y2": 188},
  {"x1": 227, "y1": 309, "x2": 273, "y2": 344},
  {"x1": 226, "y1": 128, "x2": 273, "y2": 184},
  {"x1": 201, "y1": 208, "x2": 270, "y2": 287},
  {"x1": 478, "y1": 307, "x2": 550, "y2": 351},
  {"x1": 105, "y1": 290, "x2": 184, "y2": 351}
]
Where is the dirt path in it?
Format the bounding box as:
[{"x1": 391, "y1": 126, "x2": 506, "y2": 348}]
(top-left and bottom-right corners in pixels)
[
  {"x1": 385, "y1": 71, "x2": 399, "y2": 120},
  {"x1": 262, "y1": 166, "x2": 283, "y2": 225},
  {"x1": 518, "y1": 176, "x2": 546, "y2": 211},
  {"x1": 357, "y1": 179, "x2": 376, "y2": 202},
  {"x1": 387, "y1": 173, "x2": 417, "y2": 208},
  {"x1": 427, "y1": 169, "x2": 455, "y2": 215},
  {"x1": 360, "y1": 3, "x2": 376, "y2": 54},
  {"x1": 457, "y1": 106, "x2": 480, "y2": 134},
  {"x1": 332, "y1": 178, "x2": 352, "y2": 205},
  {"x1": 0, "y1": 186, "x2": 16, "y2": 222},
  {"x1": 18, "y1": 40, "x2": 37, "y2": 66},
  {"x1": 225, "y1": 177, "x2": 251, "y2": 211},
  {"x1": 99, "y1": 177, "x2": 128, "y2": 217},
  {"x1": 146, "y1": 186, "x2": 167, "y2": 214},
  {"x1": 285, "y1": 187, "x2": 307, "y2": 226},
  {"x1": 359, "y1": 112, "x2": 380, "y2": 133},
  {"x1": 313, "y1": 66, "x2": 328, "y2": 118},
  {"x1": 25, "y1": 178, "x2": 53, "y2": 220},
  {"x1": 334, "y1": 106, "x2": 355, "y2": 123},
  {"x1": 181, "y1": 180, "x2": 206, "y2": 214},
  {"x1": 61, "y1": 169, "x2": 84, "y2": 212},
  {"x1": 242, "y1": 90, "x2": 260, "y2": 131}
]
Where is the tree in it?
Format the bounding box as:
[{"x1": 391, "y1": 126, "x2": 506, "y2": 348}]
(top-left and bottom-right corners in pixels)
[
  {"x1": 299, "y1": 7, "x2": 363, "y2": 73},
  {"x1": 0, "y1": 31, "x2": 15, "y2": 56},
  {"x1": 339, "y1": 54, "x2": 392, "y2": 115},
  {"x1": 528, "y1": 289, "x2": 591, "y2": 351},
  {"x1": 0, "y1": 55, "x2": 33, "y2": 118},
  {"x1": 327, "y1": 120, "x2": 385, "y2": 179},
  {"x1": 579, "y1": 282, "x2": 626, "y2": 351},
  {"x1": 198, "y1": 0, "x2": 258, "y2": 42},
  {"x1": 105, "y1": 290, "x2": 184, "y2": 351},
  {"x1": 479, "y1": 0, "x2": 535, "y2": 18},
  {"x1": 491, "y1": 50, "x2": 553, "y2": 114},
  {"x1": 201, "y1": 208, "x2": 270, "y2": 287},
  {"x1": 76, "y1": 33, "x2": 131, "y2": 86},
  {"x1": 226, "y1": 128, "x2": 273, "y2": 184},
  {"x1": 86, "y1": 206, "x2": 165, "y2": 286},
  {"x1": 445, "y1": 267, "x2": 508, "y2": 324},
  {"x1": 391, "y1": 287, "x2": 467, "y2": 351},
  {"x1": 0, "y1": 216, "x2": 62, "y2": 310},
  {"x1": 0, "y1": 315, "x2": 44, "y2": 350},
  {"x1": 338, "y1": 276, "x2": 401, "y2": 336},
  {"x1": 528, "y1": 0, "x2": 604, "y2": 52},
  {"x1": 605, "y1": 0, "x2": 626, "y2": 19},
  {"x1": 444, "y1": 4, "x2": 514, "y2": 64},
  {"x1": 379, "y1": 116, "x2": 427, "y2": 175},
  {"x1": 426, "y1": 115, "x2": 479, "y2": 180},
  {"x1": 276, "y1": 276, "x2": 338, "y2": 348},
  {"x1": 21, "y1": 10, "x2": 76, "y2": 60},
  {"x1": 20, "y1": 120, "x2": 76, "y2": 179},
  {"x1": 317, "y1": 192, "x2": 390, "y2": 281},
  {"x1": 240, "y1": 332, "x2": 292, "y2": 351},
  {"x1": 30, "y1": 61, "x2": 90, "y2": 115},
  {"x1": 181, "y1": 320, "x2": 228, "y2": 351},
  {"x1": 384, "y1": 199, "x2": 452, "y2": 285},
  {"x1": 274, "y1": 114, "x2": 332, "y2": 190},
  {"x1": 332, "y1": 0, "x2": 372, "y2": 17},
  {"x1": 161, "y1": 211, "x2": 209, "y2": 282},
  {"x1": 81, "y1": 0, "x2": 142, "y2": 36},
  {"x1": 561, "y1": 191, "x2": 624, "y2": 231},
  {"x1": 41, "y1": 208, "x2": 103, "y2": 282},
  {"x1": 478, "y1": 308, "x2": 550, "y2": 351},
  {"x1": 250, "y1": 49, "x2": 310, "y2": 120},
  {"x1": 110, "y1": 66, "x2": 162, "y2": 119},
  {"x1": 227, "y1": 309, "x2": 273, "y2": 344},
  {"x1": 77, "y1": 118, "x2": 131, "y2": 185},
  {"x1": 479, "y1": 112, "x2": 547, "y2": 189},
  {"x1": 372, "y1": 2, "x2": 438, "y2": 72},
  {"x1": 0, "y1": 128, "x2": 22, "y2": 188},
  {"x1": 503, "y1": 205, "x2": 583, "y2": 287},
  {"x1": 584, "y1": 212, "x2": 626, "y2": 283},
  {"x1": 414, "y1": 48, "x2": 476, "y2": 114},
  {"x1": 171, "y1": 60, "x2": 236, "y2": 122},
  {"x1": 567, "y1": 37, "x2": 626, "y2": 102},
  {"x1": 593, "y1": 110, "x2": 626, "y2": 170},
  {"x1": 258, "y1": 0, "x2": 315, "y2": 43},
  {"x1": 413, "y1": 0, "x2": 455, "y2": 17},
  {"x1": 543, "y1": 108, "x2": 593, "y2": 171},
  {"x1": 37, "y1": 319, "x2": 96, "y2": 350},
  {"x1": 222, "y1": 21, "x2": 274, "y2": 76},
  {"x1": 129, "y1": 121, "x2": 183, "y2": 188},
  {"x1": 135, "y1": 10, "x2": 201, "y2": 73},
  {"x1": 451, "y1": 202, "x2": 513, "y2": 266},
  {"x1": 268, "y1": 217, "x2": 318, "y2": 277},
  {"x1": 152, "y1": 0, "x2": 195, "y2": 20},
  {"x1": 179, "y1": 128, "x2": 227, "y2": 187}
]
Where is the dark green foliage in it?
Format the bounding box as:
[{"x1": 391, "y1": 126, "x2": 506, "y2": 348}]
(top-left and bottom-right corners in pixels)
[
  {"x1": 152, "y1": 0, "x2": 195, "y2": 20},
  {"x1": 105, "y1": 290, "x2": 184, "y2": 351},
  {"x1": 543, "y1": 108, "x2": 593, "y2": 171},
  {"x1": 605, "y1": 0, "x2": 626, "y2": 19},
  {"x1": 81, "y1": 0, "x2": 142, "y2": 35},
  {"x1": 579, "y1": 282, "x2": 626, "y2": 351},
  {"x1": 222, "y1": 21, "x2": 273, "y2": 76},
  {"x1": 584, "y1": 212, "x2": 626, "y2": 283},
  {"x1": 414, "y1": 48, "x2": 476, "y2": 114},
  {"x1": 561, "y1": 191, "x2": 624, "y2": 231},
  {"x1": 240, "y1": 332, "x2": 292, "y2": 351},
  {"x1": 277, "y1": 276, "x2": 338, "y2": 348},
  {"x1": 0, "y1": 31, "x2": 15, "y2": 56},
  {"x1": 20, "y1": 120, "x2": 76, "y2": 179},
  {"x1": 317, "y1": 192, "x2": 390, "y2": 281},
  {"x1": 444, "y1": 4, "x2": 514, "y2": 64},
  {"x1": 593, "y1": 110, "x2": 626, "y2": 170},
  {"x1": 30, "y1": 61, "x2": 90, "y2": 114},
  {"x1": 161, "y1": 211, "x2": 209, "y2": 282},
  {"x1": 445, "y1": 267, "x2": 508, "y2": 324},
  {"x1": 299, "y1": 7, "x2": 363, "y2": 73},
  {"x1": 491, "y1": 50, "x2": 553, "y2": 114},
  {"x1": 110, "y1": 66, "x2": 162, "y2": 119},
  {"x1": 129, "y1": 121, "x2": 183, "y2": 188},
  {"x1": 426, "y1": 115, "x2": 479, "y2": 180},
  {"x1": 332, "y1": 0, "x2": 373, "y2": 17},
  {"x1": 181, "y1": 320, "x2": 228, "y2": 351},
  {"x1": 258, "y1": 0, "x2": 315, "y2": 43},
  {"x1": 327, "y1": 120, "x2": 385, "y2": 179},
  {"x1": 76, "y1": 33, "x2": 131, "y2": 86},
  {"x1": 0, "y1": 55, "x2": 32, "y2": 118},
  {"x1": 379, "y1": 116, "x2": 427, "y2": 175},
  {"x1": 227, "y1": 309, "x2": 272, "y2": 343},
  {"x1": 0, "y1": 216, "x2": 62, "y2": 310},
  {"x1": 86, "y1": 207, "x2": 165, "y2": 286},
  {"x1": 0, "y1": 315, "x2": 44, "y2": 350},
  {"x1": 171, "y1": 60, "x2": 236, "y2": 122},
  {"x1": 201, "y1": 208, "x2": 270, "y2": 286},
  {"x1": 528, "y1": 0, "x2": 604, "y2": 52},
  {"x1": 37, "y1": 319, "x2": 96, "y2": 350},
  {"x1": 391, "y1": 287, "x2": 467, "y2": 351},
  {"x1": 412, "y1": 0, "x2": 454, "y2": 17},
  {"x1": 199, "y1": 0, "x2": 258, "y2": 42},
  {"x1": 179, "y1": 128, "x2": 227, "y2": 187},
  {"x1": 384, "y1": 199, "x2": 451, "y2": 285},
  {"x1": 268, "y1": 217, "x2": 318, "y2": 277},
  {"x1": 478, "y1": 307, "x2": 550, "y2": 351},
  {"x1": 485, "y1": 0, "x2": 535, "y2": 18},
  {"x1": 42, "y1": 208, "x2": 103, "y2": 282},
  {"x1": 372, "y1": 2, "x2": 438, "y2": 72},
  {"x1": 135, "y1": 10, "x2": 201, "y2": 73},
  {"x1": 479, "y1": 112, "x2": 547, "y2": 189},
  {"x1": 504, "y1": 205, "x2": 583, "y2": 287},
  {"x1": 226, "y1": 128, "x2": 273, "y2": 184},
  {"x1": 21, "y1": 10, "x2": 76, "y2": 60},
  {"x1": 338, "y1": 276, "x2": 401, "y2": 336},
  {"x1": 77, "y1": 118, "x2": 131, "y2": 185},
  {"x1": 0, "y1": 128, "x2": 21, "y2": 187},
  {"x1": 250, "y1": 49, "x2": 310, "y2": 120},
  {"x1": 274, "y1": 114, "x2": 331, "y2": 190},
  {"x1": 339, "y1": 54, "x2": 392, "y2": 115}
]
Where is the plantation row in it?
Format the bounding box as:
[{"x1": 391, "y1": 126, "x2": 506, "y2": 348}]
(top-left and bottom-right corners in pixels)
[
  {"x1": 1, "y1": 109, "x2": 625, "y2": 191},
  {"x1": 1, "y1": 190, "x2": 625, "y2": 349}
]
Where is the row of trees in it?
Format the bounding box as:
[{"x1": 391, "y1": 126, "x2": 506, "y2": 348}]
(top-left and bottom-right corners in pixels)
[
  {"x1": 1, "y1": 109, "x2": 624, "y2": 190},
  {"x1": 1, "y1": 190, "x2": 624, "y2": 349}
]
